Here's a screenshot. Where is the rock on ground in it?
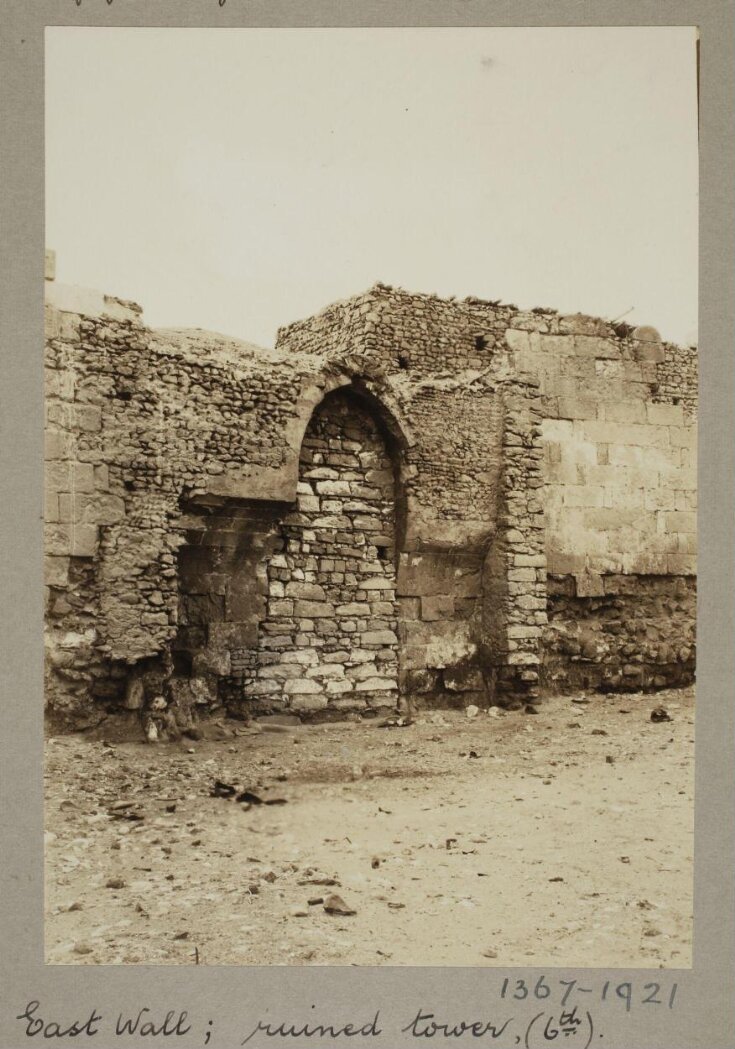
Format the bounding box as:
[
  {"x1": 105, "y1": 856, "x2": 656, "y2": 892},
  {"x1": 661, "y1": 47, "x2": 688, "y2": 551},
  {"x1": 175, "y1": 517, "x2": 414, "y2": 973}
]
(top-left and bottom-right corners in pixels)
[{"x1": 44, "y1": 687, "x2": 694, "y2": 967}]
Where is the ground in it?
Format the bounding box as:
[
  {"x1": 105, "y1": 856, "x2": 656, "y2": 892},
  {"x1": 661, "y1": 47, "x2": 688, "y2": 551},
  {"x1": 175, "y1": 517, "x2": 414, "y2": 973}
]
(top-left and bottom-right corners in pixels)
[{"x1": 45, "y1": 687, "x2": 694, "y2": 968}]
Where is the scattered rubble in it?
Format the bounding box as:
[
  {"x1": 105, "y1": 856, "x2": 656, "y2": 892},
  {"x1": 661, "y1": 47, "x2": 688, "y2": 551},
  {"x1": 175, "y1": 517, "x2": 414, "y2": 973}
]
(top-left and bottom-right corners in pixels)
[
  {"x1": 323, "y1": 894, "x2": 357, "y2": 917},
  {"x1": 45, "y1": 688, "x2": 694, "y2": 968}
]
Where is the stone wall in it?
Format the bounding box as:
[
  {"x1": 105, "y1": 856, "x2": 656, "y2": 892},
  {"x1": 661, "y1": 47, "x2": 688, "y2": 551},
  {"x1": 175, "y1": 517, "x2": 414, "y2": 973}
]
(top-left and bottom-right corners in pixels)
[
  {"x1": 43, "y1": 263, "x2": 697, "y2": 732},
  {"x1": 543, "y1": 575, "x2": 696, "y2": 693},
  {"x1": 244, "y1": 389, "x2": 400, "y2": 716},
  {"x1": 501, "y1": 313, "x2": 697, "y2": 691},
  {"x1": 276, "y1": 286, "x2": 547, "y2": 707}
]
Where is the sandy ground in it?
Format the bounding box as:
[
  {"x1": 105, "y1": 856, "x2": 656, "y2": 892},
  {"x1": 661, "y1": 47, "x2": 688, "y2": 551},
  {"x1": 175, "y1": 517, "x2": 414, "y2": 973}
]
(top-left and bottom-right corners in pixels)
[{"x1": 45, "y1": 687, "x2": 694, "y2": 968}]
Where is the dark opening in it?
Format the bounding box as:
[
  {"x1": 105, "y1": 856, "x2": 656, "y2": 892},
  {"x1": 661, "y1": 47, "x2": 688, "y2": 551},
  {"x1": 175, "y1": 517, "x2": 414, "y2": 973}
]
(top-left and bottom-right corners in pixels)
[
  {"x1": 475, "y1": 335, "x2": 487, "y2": 352},
  {"x1": 398, "y1": 353, "x2": 410, "y2": 370}
]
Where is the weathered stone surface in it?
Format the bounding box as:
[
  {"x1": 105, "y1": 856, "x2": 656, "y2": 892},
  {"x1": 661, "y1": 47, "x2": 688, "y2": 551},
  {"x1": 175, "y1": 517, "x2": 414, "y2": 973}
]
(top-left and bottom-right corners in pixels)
[
  {"x1": 443, "y1": 665, "x2": 485, "y2": 692},
  {"x1": 420, "y1": 594, "x2": 454, "y2": 621},
  {"x1": 354, "y1": 677, "x2": 397, "y2": 692},
  {"x1": 293, "y1": 600, "x2": 335, "y2": 618},
  {"x1": 361, "y1": 630, "x2": 399, "y2": 647},
  {"x1": 284, "y1": 679, "x2": 323, "y2": 694},
  {"x1": 542, "y1": 575, "x2": 696, "y2": 693},
  {"x1": 43, "y1": 273, "x2": 696, "y2": 726}
]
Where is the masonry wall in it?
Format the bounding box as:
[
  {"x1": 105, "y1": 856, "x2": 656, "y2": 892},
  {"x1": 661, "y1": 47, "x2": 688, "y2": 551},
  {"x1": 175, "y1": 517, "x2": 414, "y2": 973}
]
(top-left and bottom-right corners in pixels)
[
  {"x1": 502, "y1": 317, "x2": 697, "y2": 692},
  {"x1": 44, "y1": 286, "x2": 312, "y2": 728},
  {"x1": 275, "y1": 287, "x2": 547, "y2": 707},
  {"x1": 240, "y1": 390, "x2": 400, "y2": 715},
  {"x1": 43, "y1": 272, "x2": 697, "y2": 732}
]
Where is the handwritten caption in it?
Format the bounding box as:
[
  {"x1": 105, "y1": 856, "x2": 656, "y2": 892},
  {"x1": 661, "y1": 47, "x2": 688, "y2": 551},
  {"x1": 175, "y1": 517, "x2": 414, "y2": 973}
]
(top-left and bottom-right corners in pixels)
[
  {"x1": 73, "y1": 1, "x2": 229, "y2": 6},
  {"x1": 14, "y1": 978, "x2": 679, "y2": 1047}
]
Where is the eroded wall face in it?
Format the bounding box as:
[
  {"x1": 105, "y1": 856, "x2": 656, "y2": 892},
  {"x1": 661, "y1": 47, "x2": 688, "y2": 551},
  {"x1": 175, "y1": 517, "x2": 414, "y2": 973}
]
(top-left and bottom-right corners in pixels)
[
  {"x1": 504, "y1": 323, "x2": 697, "y2": 692},
  {"x1": 242, "y1": 390, "x2": 399, "y2": 716},
  {"x1": 43, "y1": 279, "x2": 697, "y2": 730},
  {"x1": 543, "y1": 575, "x2": 696, "y2": 693}
]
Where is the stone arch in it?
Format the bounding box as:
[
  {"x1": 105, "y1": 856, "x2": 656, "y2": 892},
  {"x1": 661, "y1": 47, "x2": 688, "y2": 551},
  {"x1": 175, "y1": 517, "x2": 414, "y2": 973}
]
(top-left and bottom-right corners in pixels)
[
  {"x1": 244, "y1": 383, "x2": 406, "y2": 718},
  {"x1": 281, "y1": 371, "x2": 414, "y2": 501}
]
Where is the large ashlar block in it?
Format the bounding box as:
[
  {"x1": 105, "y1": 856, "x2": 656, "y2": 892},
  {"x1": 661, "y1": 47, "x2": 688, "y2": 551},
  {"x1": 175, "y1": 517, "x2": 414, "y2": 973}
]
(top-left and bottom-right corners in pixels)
[
  {"x1": 536, "y1": 357, "x2": 562, "y2": 394},
  {"x1": 61, "y1": 492, "x2": 126, "y2": 525},
  {"x1": 669, "y1": 426, "x2": 697, "y2": 450},
  {"x1": 667, "y1": 553, "x2": 696, "y2": 575},
  {"x1": 546, "y1": 459, "x2": 581, "y2": 486},
  {"x1": 594, "y1": 359, "x2": 624, "y2": 380},
  {"x1": 582, "y1": 507, "x2": 651, "y2": 530},
  {"x1": 45, "y1": 525, "x2": 73, "y2": 556},
  {"x1": 402, "y1": 620, "x2": 475, "y2": 668},
  {"x1": 582, "y1": 420, "x2": 670, "y2": 450},
  {"x1": 397, "y1": 554, "x2": 466, "y2": 598},
  {"x1": 571, "y1": 335, "x2": 621, "y2": 359},
  {"x1": 293, "y1": 599, "x2": 334, "y2": 618},
  {"x1": 562, "y1": 485, "x2": 604, "y2": 508},
  {"x1": 603, "y1": 485, "x2": 645, "y2": 509},
  {"x1": 44, "y1": 556, "x2": 69, "y2": 587},
  {"x1": 608, "y1": 444, "x2": 680, "y2": 470},
  {"x1": 44, "y1": 492, "x2": 60, "y2": 523},
  {"x1": 44, "y1": 429, "x2": 73, "y2": 461},
  {"x1": 660, "y1": 510, "x2": 697, "y2": 534},
  {"x1": 354, "y1": 677, "x2": 397, "y2": 692},
  {"x1": 285, "y1": 581, "x2": 326, "y2": 600},
  {"x1": 542, "y1": 418, "x2": 574, "y2": 442},
  {"x1": 545, "y1": 550, "x2": 586, "y2": 574},
  {"x1": 626, "y1": 551, "x2": 674, "y2": 574},
  {"x1": 602, "y1": 401, "x2": 646, "y2": 424},
  {"x1": 69, "y1": 524, "x2": 99, "y2": 557},
  {"x1": 544, "y1": 440, "x2": 562, "y2": 464},
  {"x1": 575, "y1": 572, "x2": 605, "y2": 597},
  {"x1": 647, "y1": 403, "x2": 685, "y2": 426},
  {"x1": 209, "y1": 621, "x2": 258, "y2": 649},
  {"x1": 606, "y1": 527, "x2": 668, "y2": 556},
  {"x1": 361, "y1": 629, "x2": 398, "y2": 646},
  {"x1": 644, "y1": 487, "x2": 677, "y2": 512},
  {"x1": 360, "y1": 576, "x2": 395, "y2": 590},
  {"x1": 284, "y1": 678, "x2": 323, "y2": 694},
  {"x1": 58, "y1": 312, "x2": 82, "y2": 342},
  {"x1": 71, "y1": 462, "x2": 96, "y2": 493},
  {"x1": 305, "y1": 663, "x2": 345, "y2": 680},
  {"x1": 398, "y1": 596, "x2": 421, "y2": 620},
  {"x1": 44, "y1": 368, "x2": 77, "y2": 401},
  {"x1": 577, "y1": 463, "x2": 638, "y2": 487},
  {"x1": 420, "y1": 594, "x2": 454, "y2": 621},
  {"x1": 72, "y1": 405, "x2": 103, "y2": 432},
  {"x1": 557, "y1": 395, "x2": 596, "y2": 421}
]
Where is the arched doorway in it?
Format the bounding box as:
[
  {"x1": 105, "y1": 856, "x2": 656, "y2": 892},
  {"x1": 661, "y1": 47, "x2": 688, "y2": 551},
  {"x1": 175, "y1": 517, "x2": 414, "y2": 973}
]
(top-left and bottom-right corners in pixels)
[{"x1": 249, "y1": 387, "x2": 400, "y2": 716}]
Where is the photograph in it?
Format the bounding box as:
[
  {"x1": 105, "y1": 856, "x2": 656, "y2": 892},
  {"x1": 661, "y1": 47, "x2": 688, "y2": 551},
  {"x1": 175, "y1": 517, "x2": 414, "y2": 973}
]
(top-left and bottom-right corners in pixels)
[{"x1": 43, "y1": 25, "x2": 698, "y2": 968}]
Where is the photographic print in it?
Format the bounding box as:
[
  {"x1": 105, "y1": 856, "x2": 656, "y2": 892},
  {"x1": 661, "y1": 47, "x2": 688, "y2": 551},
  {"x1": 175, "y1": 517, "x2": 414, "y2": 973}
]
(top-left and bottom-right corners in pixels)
[{"x1": 43, "y1": 26, "x2": 698, "y2": 968}]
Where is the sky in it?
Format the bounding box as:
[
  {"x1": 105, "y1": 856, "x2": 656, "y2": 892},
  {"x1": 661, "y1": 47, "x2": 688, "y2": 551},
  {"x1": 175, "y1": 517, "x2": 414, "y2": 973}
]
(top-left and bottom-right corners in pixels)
[{"x1": 45, "y1": 26, "x2": 699, "y2": 347}]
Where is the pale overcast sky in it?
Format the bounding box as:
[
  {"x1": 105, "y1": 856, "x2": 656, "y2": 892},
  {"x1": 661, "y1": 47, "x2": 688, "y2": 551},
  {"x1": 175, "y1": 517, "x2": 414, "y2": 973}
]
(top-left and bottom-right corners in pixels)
[{"x1": 45, "y1": 26, "x2": 698, "y2": 347}]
